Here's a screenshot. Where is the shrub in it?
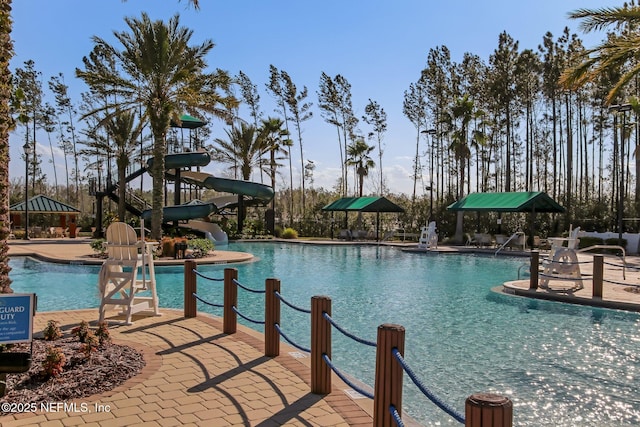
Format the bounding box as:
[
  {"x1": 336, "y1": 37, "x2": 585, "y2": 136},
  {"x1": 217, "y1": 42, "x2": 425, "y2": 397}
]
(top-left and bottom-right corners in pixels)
[
  {"x1": 577, "y1": 236, "x2": 603, "y2": 249},
  {"x1": 90, "y1": 239, "x2": 107, "y2": 256},
  {"x1": 71, "y1": 320, "x2": 91, "y2": 343},
  {"x1": 42, "y1": 346, "x2": 66, "y2": 377},
  {"x1": 43, "y1": 320, "x2": 62, "y2": 341},
  {"x1": 78, "y1": 331, "x2": 100, "y2": 358},
  {"x1": 95, "y1": 321, "x2": 111, "y2": 346},
  {"x1": 603, "y1": 237, "x2": 628, "y2": 255},
  {"x1": 188, "y1": 238, "x2": 215, "y2": 258},
  {"x1": 281, "y1": 227, "x2": 298, "y2": 239}
]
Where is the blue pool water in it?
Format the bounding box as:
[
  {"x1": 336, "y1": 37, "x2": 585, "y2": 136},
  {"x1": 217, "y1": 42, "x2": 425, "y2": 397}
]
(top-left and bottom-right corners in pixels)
[{"x1": 9, "y1": 242, "x2": 640, "y2": 426}]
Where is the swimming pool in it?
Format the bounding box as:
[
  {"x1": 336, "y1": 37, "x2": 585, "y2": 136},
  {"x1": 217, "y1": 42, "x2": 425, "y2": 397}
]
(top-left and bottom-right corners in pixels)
[{"x1": 9, "y1": 242, "x2": 640, "y2": 426}]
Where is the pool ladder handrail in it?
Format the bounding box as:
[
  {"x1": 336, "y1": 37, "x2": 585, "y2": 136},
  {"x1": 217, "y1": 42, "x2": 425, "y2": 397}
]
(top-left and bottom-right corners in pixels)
[
  {"x1": 517, "y1": 262, "x2": 529, "y2": 279},
  {"x1": 577, "y1": 244, "x2": 626, "y2": 279},
  {"x1": 495, "y1": 231, "x2": 525, "y2": 256}
]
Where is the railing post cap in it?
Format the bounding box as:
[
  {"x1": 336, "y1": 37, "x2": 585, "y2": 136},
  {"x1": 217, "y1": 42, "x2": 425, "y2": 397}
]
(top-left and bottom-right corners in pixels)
[
  {"x1": 466, "y1": 393, "x2": 511, "y2": 407},
  {"x1": 378, "y1": 323, "x2": 405, "y2": 332},
  {"x1": 312, "y1": 295, "x2": 331, "y2": 301}
]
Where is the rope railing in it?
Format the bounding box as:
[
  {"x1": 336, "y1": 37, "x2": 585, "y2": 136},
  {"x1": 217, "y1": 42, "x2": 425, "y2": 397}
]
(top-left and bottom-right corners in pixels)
[
  {"x1": 532, "y1": 250, "x2": 635, "y2": 298},
  {"x1": 232, "y1": 278, "x2": 266, "y2": 294},
  {"x1": 274, "y1": 323, "x2": 310, "y2": 353},
  {"x1": 321, "y1": 354, "x2": 374, "y2": 399},
  {"x1": 608, "y1": 260, "x2": 636, "y2": 269},
  {"x1": 538, "y1": 272, "x2": 585, "y2": 282},
  {"x1": 275, "y1": 291, "x2": 311, "y2": 314},
  {"x1": 184, "y1": 261, "x2": 513, "y2": 427},
  {"x1": 231, "y1": 305, "x2": 265, "y2": 325},
  {"x1": 392, "y1": 348, "x2": 465, "y2": 424},
  {"x1": 193, "y1": 269, "x2": 224, "y2": 281},
  {"x1": 389, "y1": 405, "x2": 404, "y2": 427},
  {"x1": 193, "y1": 293, "x2": 224, "y2": 309},
  {"x1": 541, "y1": 257, "x2": 593, "y2": 265},
  {"x1": 602, "y1": 278, "x2": 640, "y2": 289},
  {"x1": 322, "y1": 312, "x2": 377, "y2": 347}
]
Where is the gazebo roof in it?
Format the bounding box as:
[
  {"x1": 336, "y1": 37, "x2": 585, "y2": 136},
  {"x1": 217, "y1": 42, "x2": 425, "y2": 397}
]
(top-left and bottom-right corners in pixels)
[
  {"x1": 10, "y1": 195, "x2": 80, "y2": 214},
  {"x1": 447, "y1": 191, "x2": 565, "y2": 213},
  {"x1": 170, "y1": 114, "x2": 206, "y2": 129},
  {"x1": 322, "y1": 196, "x2": 405, "y2": 213}
]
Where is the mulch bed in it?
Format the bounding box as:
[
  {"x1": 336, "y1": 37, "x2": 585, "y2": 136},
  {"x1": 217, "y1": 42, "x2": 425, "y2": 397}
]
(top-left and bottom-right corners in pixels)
[{"x1": 1, "y1": 337, "x2": 144, "y2": 413}]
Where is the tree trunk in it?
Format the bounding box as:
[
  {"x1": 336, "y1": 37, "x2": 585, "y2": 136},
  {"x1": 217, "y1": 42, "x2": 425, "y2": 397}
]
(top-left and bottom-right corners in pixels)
[
  {"x1": 117, "y1": 158, "x2": 127, "y2": 223},
  {"x1": 150, "y1": 127, "x2": 166, "y2": 240},
  {"x1": 0, "y1": 0, "x2": 14, "y2": 294}
]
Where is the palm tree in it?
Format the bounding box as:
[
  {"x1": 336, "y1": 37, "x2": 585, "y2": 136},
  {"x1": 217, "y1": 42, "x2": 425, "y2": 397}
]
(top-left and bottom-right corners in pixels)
[
  {"x1": 0, "y1": 0, "x2": 14, "y2": 293},
  {"x1": 259, "y1": 117, "x2": 289, "y2": 193},
  {"x1": 346, "y1": 139, "x2": 375, "y2": 197},
  {"x1": 560, "y1": 5, "x2": 640, "y2": 104},
  {"x1": 82, "y1": 110, "x2": 147, "y2": 222},
  {"x1": 211, "y1": 122, "x2": 270, "y2": 181},
  {"x1": 76, "y1": 13, "x2": 237, "y2": 239},
  {"x1": 446, "y1": 95, "x2": 476, "y2": 244},
  {"x1": 0, "y1": 1, "x2": 200, "y2": 296}
]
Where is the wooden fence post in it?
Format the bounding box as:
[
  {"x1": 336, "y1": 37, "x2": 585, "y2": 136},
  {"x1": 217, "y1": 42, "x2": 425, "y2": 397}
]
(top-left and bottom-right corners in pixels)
[
  {"x1": 184, "y1": 259, "x2": 197, "y2": 318},
  {"x1": 311, "y1": 295, "x2": 331, "y2": 394},
  {"x1": 224, "y1": 268, "x2": 238, "y2": 334},
  {"x1": 465, "y1": 393, "x2": 512, "y2": 427},
  {"x1": 529, "y1": 250, "x2": 539, "y2": 290},
  {"x1": 373, "y1": 324, "x2": 405, "y2": 427},
  {"x1": 265, "y1": 278, "x2": 281, "y2": 357},
  {"x1": 593, "y1": 255, "x2": 604, "y2": 298}
]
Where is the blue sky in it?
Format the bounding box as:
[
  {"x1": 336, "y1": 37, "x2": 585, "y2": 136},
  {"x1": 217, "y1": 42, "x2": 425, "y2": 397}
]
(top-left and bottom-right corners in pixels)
[{"x1": 9, "y1": 0, "x2": 616, "y2": 196}]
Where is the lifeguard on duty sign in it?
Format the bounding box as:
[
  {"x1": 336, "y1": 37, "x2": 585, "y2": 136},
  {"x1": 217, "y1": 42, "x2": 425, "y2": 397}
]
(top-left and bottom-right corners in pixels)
[{"x1": 0, "y1": 293, "x2": 36, "y2": 344}]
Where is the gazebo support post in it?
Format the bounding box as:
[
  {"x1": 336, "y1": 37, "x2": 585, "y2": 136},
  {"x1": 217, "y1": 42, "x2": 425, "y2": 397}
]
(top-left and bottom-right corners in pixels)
[{"x1": 529, "y1": 207, "x2": 536, "y2": 248}]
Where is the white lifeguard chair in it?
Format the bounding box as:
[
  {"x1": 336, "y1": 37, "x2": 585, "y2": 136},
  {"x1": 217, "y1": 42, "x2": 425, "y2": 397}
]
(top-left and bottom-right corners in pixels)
[
  {"x1": 98, "y1": 221, "x2": 160, "y2": 325},
  {"x1": 418, "y1": 221, "x2": 438, "y2": 250},
  {"x1": 540, "y1": 226, "x2": 583, "y2": 291}
]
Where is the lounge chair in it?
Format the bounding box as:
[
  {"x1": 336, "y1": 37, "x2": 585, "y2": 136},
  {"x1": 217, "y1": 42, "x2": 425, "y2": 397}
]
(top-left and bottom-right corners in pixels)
[
  {"x1": 338, "y1": 229, "x2": 353, "y2": 241},
  {"x1": 98, "y1": 222, "x2": 159, "y2": 325},
  {"x1": 506, "y1": 233, "x2": 526, "y2": 250},
  {"x1": 465, "y1": 233, "x2": 476, "y2": 247},
  {"x1": 475, "y1": 233, "x2": 493, "y2": 247},
  {"x1": 494, "y1": 234, "x2": 508, "y2": 247},
  {"x1": 354, "y1": 230, "x2": 368, "y2": 240}
]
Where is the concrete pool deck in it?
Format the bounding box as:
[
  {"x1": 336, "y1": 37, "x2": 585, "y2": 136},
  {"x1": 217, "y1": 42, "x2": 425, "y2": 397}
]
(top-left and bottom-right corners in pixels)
[{"x1": 1, "y1": 309, "x2": 375, "y2": 427}]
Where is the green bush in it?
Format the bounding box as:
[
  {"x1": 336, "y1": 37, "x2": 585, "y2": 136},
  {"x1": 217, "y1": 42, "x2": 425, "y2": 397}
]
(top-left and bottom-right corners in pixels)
[
  {"x1": 90, "y1": 238, "x2": 107, "y2": 256},
  {"x1": 603, "y1": 238, "x2": 627, "y2": 254},
  {"x1": 281, "y1": 227, "x2": 298, "y2": 239},
  {"x1": 188, "y1": 238, "x2": 215, "y2": 258},
  {"x1": 577, "y1": 236, "x2": 603, "y2": 249}
]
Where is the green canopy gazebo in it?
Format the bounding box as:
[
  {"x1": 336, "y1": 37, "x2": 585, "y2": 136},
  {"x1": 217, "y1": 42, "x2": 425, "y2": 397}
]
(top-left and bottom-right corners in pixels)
[
  {"x1": 447, "y1": 191, "x2": 565, "y2": 240},
  {"x1": 322, "y1": 196, "x2": 405, "y2": 240},
  {"x1": 10, "y1": 195, "x2": 81, "y2": 229}
]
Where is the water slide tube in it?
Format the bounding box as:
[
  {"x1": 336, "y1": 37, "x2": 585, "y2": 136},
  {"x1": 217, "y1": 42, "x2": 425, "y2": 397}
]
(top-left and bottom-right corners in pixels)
[
  {"x1": 141, "y1": 151, "x2": 274, "y2": 245},
  {"x1": 183, "y1": 220, "x2": 229, "y2": 246},
  {"x1": 178, "y1": 171, "x2": 274, "y2": 202}
]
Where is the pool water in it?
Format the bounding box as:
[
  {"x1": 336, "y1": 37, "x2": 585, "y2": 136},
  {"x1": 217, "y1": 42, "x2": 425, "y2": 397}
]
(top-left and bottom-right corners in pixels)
[{"x1": 9, "y1": 242, "x2": 640, "y2": 426}]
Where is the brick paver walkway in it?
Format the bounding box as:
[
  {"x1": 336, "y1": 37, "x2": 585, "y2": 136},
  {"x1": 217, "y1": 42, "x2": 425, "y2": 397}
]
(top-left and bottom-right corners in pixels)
[{"x1": 1, "y1": 309, "x2": 373, "y2": 427}]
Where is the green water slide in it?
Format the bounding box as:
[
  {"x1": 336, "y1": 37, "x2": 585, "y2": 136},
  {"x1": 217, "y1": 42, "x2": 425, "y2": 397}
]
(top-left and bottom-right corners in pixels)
[
  {"x1": 141, "y1": 152, "x2": 274, "y2": 222},
  {"x1": 178, "y1": 171, "x2": 274, "y2": 202}
]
